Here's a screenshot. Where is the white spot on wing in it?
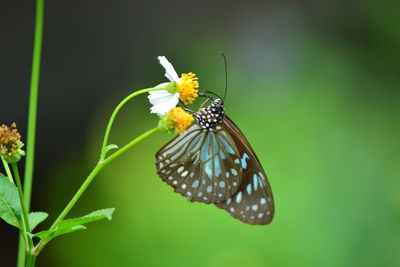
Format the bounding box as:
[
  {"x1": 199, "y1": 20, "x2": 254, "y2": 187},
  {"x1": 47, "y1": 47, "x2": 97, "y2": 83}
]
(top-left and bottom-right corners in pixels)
[
  {"x1": 235, "y1": 191, "x2": 243, "y2": 203},
  {"x1": 177, "y1": 166, "x2": 184, "y2": 173}
]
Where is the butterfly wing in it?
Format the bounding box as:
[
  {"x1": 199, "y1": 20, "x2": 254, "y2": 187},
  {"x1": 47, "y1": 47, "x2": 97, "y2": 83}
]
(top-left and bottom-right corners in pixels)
[
  {"x1": 215, "y1": 116, "x2": 274, "y2": 225},
  {"x1": 156, "y1": 123, "x2": 243, "y2": 204}
]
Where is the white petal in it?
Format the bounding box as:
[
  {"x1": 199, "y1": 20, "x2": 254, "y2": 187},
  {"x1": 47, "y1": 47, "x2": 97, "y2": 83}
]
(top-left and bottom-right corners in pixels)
[
  {"x1": 148, "y1": 89, "x2": 170, "y2": 97},
  {"x1": 148, "y1": 91, "x2": 175, "y2": 105},
  {"x1": 158, "y1": 56, "x2": 180, "y2": 83},
  {"x1": 149, "y1": 93, "x2": 179, "y2": 115}
]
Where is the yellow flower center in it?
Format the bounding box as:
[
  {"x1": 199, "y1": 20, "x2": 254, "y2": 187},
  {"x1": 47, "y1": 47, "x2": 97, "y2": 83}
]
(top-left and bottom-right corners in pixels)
[
  {"x1": 169, "y1": 107, "x2": 194, "y2": 133},
  {"x1": 177, "y1": 72, "x2": 199, "y2": 105}
]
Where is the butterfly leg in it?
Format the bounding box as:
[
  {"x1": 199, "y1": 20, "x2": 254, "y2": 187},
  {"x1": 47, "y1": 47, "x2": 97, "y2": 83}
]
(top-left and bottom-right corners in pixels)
[
  {"x1": 198, "y1": 93, "x2": 214, "y2": 109},
  {"x1": 179, "y1": 100, "x2": 195, "y2": 113}
]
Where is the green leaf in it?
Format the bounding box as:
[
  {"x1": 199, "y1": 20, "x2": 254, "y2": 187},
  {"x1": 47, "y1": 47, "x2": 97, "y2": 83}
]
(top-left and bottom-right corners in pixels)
[
  {"x1": 34, "y1": 208, "x2": 115, "y2": 243},
  {"x1": 104, "y1": 144, "x2": 118, "y2": 155},
  {"x1": 35, "y1": 225, "x2": 87, "y2": 240},
  {"x1": 28, "y1": 212, "x2": 48, "y2": 231},
  {"x1": 33, "y1": 229, "x2": 52, "y2": 240},
  {"x1": 51, "y1": 225, "x2": 87, "y2": 238},
  {"x1": 58, "y1": 208, "x2": 115, "y2": 230},
  {"x1": 0, "y1": 174, "x2": 22, "y2": 228}
]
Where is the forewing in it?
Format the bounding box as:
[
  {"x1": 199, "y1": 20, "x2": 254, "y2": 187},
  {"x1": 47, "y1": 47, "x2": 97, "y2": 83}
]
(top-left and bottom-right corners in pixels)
[
  {"x1": 215, "y1": 116, "x2": 274, "y2": 225},
  {"x1": 156, "y1": 123, "x2": 243, "y2": 204}
]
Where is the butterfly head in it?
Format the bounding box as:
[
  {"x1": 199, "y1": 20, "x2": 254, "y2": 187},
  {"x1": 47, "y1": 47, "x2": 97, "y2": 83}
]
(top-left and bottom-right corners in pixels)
[{"x1": 195, "y1": 98, "x2": 225, "y2": 130}]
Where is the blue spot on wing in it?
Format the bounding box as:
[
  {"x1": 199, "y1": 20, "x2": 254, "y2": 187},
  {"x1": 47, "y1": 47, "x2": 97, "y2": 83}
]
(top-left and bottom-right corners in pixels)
[
  {"x1": 253, "y1": 173, "x2": 258, "y2": 190},
  {"x1": 201, "y1": 134, "x2": 212, "y2": 161},
  {"x1": 204, "y1": 160, "x2": 213, "y2": 179},
  {"x1": 214, "y1": 156, "x2": 221, "y2": 176},
  {"x1": 218, "y1": 136, "x2": 235, "y2": 155},
  {"x1": 211, "y1": 133, "x2": 219, "y2": 154},
  {"x1": 241, "y1": 153, "x2": 250, "y2": 169},
  {"x1": 187, "y1": 133, "x2": 203, "y2": 154},
  {"x1": 220, "y1": 151, "x2": 226, "y2": 159}
]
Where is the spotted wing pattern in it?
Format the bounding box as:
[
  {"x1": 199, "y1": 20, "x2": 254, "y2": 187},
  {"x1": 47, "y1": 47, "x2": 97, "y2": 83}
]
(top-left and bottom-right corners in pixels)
[
  {"x1": 156, "y1": 123, "x2": 243, "y2": 204},
  {"x1": 215, "y1": 116, "x2": 274, "y2": 225}
]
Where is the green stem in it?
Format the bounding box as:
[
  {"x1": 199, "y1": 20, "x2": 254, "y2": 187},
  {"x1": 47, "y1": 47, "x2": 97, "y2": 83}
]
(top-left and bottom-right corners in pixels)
[
  {"x1": 33, "y1": 126, "x2": 161, "y2": 255},
  {"x1": 24, "y1": 0, "x2": 44, "y2": 211},
  {"x1": 18, "y1": 0, "x2": 44, "y2": 265},
  {"x1": 11, "y1": 163, "x2": 34, "y2": 250},
  {"x1": 1, "y1": 156, "x2": 14, "y2": 183},
  {"x1": 26, "y1": 252, "x2": 36, "y2": 267},
  {"x1": 99, "y1": 86, "x2": 167, "y2": 161}
]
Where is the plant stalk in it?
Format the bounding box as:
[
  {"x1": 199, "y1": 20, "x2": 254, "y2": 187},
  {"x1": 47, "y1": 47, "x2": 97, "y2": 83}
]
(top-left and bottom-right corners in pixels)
[
  {"x1": 100, "y1": 86, "x2": 166, "y2": 161},
  {"x1": 26, "y1": 252, "x2": 37, "y2": 267},
  {"x1": 1, "y1": 156, "x2": 14, "y2": 183},
  {"x1": 11, "y1": 164, "x2": 34, "y2": 249},
  {"x1": 18, "y1": 0, "x2": 45, "y2": 265}
]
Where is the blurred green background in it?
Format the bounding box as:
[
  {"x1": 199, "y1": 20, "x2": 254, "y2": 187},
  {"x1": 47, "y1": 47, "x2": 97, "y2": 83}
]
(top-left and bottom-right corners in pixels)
[{"x1": 1, "y1": 0, "x2": 400, "y2": 266}]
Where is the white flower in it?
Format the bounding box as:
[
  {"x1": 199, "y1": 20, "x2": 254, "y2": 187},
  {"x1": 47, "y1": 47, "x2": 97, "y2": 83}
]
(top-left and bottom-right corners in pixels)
[{"x1": 148, "y1": 56, "x2": 181, "y2": 115}]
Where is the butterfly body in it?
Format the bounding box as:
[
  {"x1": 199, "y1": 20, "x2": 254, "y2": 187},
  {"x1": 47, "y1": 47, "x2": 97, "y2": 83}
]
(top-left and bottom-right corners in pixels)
[
  {"x1": 156, "y1": 98, "x2": 274, "y2": 225},
  {"x1": 194, "y1": 98, "x2": 225, "y2": 129}
]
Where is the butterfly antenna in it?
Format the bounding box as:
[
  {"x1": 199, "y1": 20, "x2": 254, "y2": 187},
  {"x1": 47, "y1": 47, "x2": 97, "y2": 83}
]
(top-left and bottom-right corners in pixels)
[
  {"x1": 220, "y1": 52, "x2": 228, "y2": 100},
  {"x1": 204, "y1": 90, "x2": 222, "y2": 99}
]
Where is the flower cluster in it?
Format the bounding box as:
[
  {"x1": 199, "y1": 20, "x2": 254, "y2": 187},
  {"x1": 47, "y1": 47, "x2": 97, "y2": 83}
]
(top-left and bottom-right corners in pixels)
[
  {"x1": 149, "y1": 56, "x2": 200, "y2": 134},
  {"x1": 0, "y1": 123, "x2": 25, "y2": 163}
]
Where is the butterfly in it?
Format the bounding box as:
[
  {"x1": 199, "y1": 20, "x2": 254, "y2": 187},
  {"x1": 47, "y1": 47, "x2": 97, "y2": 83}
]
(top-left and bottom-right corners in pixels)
[{"x1": 155, "y1": 96, "x2": 274, "y2": 225}]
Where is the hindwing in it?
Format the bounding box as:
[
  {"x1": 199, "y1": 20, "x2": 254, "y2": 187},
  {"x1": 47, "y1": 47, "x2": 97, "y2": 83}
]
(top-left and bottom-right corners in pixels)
[{"x1": 215, "y1": 116, "x2": 274, "y2": 225}]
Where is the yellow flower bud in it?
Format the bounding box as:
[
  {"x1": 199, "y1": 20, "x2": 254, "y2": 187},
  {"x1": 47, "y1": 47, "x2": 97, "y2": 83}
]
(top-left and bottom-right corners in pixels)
[{"x1": 159, "y1": 107, "x2": 194, "y2": 134}]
